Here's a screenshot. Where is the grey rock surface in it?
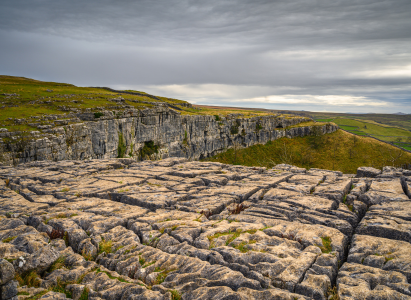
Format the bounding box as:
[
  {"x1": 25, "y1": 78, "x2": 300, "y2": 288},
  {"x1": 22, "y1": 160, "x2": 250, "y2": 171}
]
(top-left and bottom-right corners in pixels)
[
  {"x1": 357, "y1": 166, "x2": 382, "y2": 178},
  {"x1": 0, "y1": 159, "x2": 410, "y2": 300},
  {"x1": 1, "y1": 280, "x2": 18, "y2": 300}
]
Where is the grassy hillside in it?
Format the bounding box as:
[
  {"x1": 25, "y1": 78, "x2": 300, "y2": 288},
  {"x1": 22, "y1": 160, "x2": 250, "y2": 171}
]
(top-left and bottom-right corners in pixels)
[
  {"x1": 0, "y1": 76, "x2": 298, "y2": 132},
  {"x1": 0, "y1": 76, "x2": 170, "y2": 131},
  {"x1": 204, "y1": 130, "x2": 411, "y2": 174}
]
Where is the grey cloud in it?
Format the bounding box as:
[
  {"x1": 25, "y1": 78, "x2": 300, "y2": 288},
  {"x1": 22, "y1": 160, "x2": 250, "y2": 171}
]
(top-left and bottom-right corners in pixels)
[{"x1": 0, "y1": 0, "x2": 410, "y2": 113}]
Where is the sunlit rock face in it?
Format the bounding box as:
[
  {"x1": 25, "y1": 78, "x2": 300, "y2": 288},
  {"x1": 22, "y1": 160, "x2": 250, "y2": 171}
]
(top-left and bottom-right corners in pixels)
[{"x1": 0, "y1": 107, "x2": 337, "y2": 165}]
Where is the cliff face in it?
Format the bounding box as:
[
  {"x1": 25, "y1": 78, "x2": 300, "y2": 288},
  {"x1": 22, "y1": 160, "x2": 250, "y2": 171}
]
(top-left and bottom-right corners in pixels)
[{"x1": 0, "y1": 107, "x2": 338, "y2": 164}]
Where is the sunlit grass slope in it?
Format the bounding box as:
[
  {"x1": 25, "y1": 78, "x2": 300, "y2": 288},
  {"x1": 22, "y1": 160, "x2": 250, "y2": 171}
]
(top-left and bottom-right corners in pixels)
[
  {"x1": 0, "y1": 75, "x2": 302, "y2": 131},
  {"x1": 204, "y1": 130, "x2": 411, "y2": 174}
]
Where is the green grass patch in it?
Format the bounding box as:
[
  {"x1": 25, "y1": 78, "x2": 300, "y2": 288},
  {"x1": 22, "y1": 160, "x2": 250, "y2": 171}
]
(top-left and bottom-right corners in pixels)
[
  {"x1": 394, "y1": 143, "x2": 411, "y2": 151},
  {"x1": 385, "y1": 256, "x2": 395, "y2": 263},
  {"x1": 48, "y1": 256, "x2": 66, "y2": 273},
  {"x1": 315, "y1": 118, "x2": 334, "y2": 122},
  {"x1": 142, "y1": 260, "x2": 156, "y2": 268},
  {"x1": 183, "y1": 130, "x2": 188, "y2": 145},
  {"x1": 78, "y1": 287, "x2": 89, "y2": 300},
  {"x1": 26, "y1": 290, "x2": 48, "y2": 300},
  {"x1": 230, "y1": 124, "x2": 239, "y2": 135},
  {"x1": 339, "y1": 125, "x2": 359, "y2": 130},
  {"x1": 327, "y1": 286, "x2": 339, "y2": 300},
  {"x1": 95, "y1": 267, "x2": 130, "y2": 283},
  {"x1": 349, "y1": 131, "x2": 367, "y2": 136},
  {"x1": 154, "y1": 268, "x2": 177, "y2": 285},
  {"x1": 318, "y1": 237, "x2": 332, "y2": 253},
  {"x1": 94, "y1": 112, "x2": 104, "y2": 119},
  {"x1": 139, "y1": 256, "x2": 146, "y2": 266},
  {"x1": 170, "y1": 290, "x2": 182, "y2": 300},
  {"x1": 15, "y1": 271, "x2": 41, "y2": 288},
  {"x1": 233, "y1": 241, "x2": 250, "y2": 253},
  {"x1": 140, "y1": 140, "x2": 160, "y2": 159},
  {"x1": 18, "y1": 291, "x2": 30, "y2": 296},
  {"x1": 117, "y1": 132, "x2": 126, "y2": 158},
  {"x1": 98, "y1": 239, "x2": 113, "y2": 254},
  {"x1": 51, "y1": 279, "x2": 72, "y2": 299},
  {"x1": 207, "y1": 229, "x2": 258, "y2": 249},
  {"x1": 2, "y1": 236, "x2": 16, "y2": 243}
]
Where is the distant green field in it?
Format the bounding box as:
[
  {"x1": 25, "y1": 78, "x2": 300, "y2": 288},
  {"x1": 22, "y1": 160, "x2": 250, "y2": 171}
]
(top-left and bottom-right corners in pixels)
[
  {"x1": 311, "y1": 112, "x2": 411, "y2": 131},
  {"x1": 332, "y1": 118, "x2": 411, "y2": 137},
  {"x1": 315, "y1": 118, "x2": 334, "y2": 122},
  {"x1": 312, "y1": 117, "x2": 411, "y2": 151},
  {"x1": 339, "y1": 125, "x2": 359, "y2": 131},
  {"x1": 394, "y1": 143, "x2": 411, "y2": 151},
  {"x1": 350, "y1": 131, "x2": 367, "y2": 136}
]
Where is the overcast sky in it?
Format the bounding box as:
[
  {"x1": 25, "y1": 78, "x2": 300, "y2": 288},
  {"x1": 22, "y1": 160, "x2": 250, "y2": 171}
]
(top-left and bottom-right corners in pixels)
[{"x1": 1, "y1": 0, "x2": 411, "y2": 113}]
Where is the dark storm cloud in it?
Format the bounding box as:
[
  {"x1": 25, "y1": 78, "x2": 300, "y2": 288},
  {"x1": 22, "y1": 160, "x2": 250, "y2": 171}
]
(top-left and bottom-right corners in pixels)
[{"x1": 0, "y1": 0, "x2": 410, "y2": 113}]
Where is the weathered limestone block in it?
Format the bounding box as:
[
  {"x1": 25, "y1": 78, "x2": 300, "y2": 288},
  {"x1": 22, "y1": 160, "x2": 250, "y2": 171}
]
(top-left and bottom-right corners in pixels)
[
  {"x1": 357, "y1": 167, "x2": 381, "y2": 178},
  {"x1": 356, "y1": 213, "x2": 411, "y2": 243},
  {"x1": 347, "y1": 234, "x2": 411, "y2": 281},
  {"x1": 337, "y1": 263, "x2": 411, "y2": 298},
  {"x1": 295, "y1": 274, "x2": 330, "y2": 300},
  {"x1": 359, "y1": 179, "x2": 408, "y2": 205},
  {"x1": 366, "y1": 200, "x2": 411, "y2": 221},
  {"x1": 14, "y1": 244, "x2": 60, "y2": 274},
  {"x1": 0, "y1": 190, "x2": 49, "y2": 216},
  {"x1": 312, "y1": 179, "x2": 352, "y2": 203}
]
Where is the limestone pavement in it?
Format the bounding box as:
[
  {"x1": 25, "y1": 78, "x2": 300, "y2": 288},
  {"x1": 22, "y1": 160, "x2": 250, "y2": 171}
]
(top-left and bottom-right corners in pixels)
[{"x1": 0, "y1": 160, "x2": 410, "y2": 300}]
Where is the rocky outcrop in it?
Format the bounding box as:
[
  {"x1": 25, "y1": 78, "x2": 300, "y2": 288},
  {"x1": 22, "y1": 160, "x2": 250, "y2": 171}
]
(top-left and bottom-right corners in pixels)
[
  {"x1": 0, "y1": 108, "x2": 337, "y2": 165},
  {"x1": 0, "y1": 159, "x2": 410, "y2": 299}
]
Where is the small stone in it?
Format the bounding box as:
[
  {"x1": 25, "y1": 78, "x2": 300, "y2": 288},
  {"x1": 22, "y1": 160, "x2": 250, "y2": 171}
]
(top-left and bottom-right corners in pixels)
[{"x1": 0, "y1": 259, "x2": 15, "y2": 285}]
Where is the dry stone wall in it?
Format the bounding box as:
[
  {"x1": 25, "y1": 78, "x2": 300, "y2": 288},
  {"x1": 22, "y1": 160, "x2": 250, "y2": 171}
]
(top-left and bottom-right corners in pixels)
[
  {"x1": 0, "y1": 159, "x2": 410, "y2": 300},
  {"x1": 0, "y1": 108, "x2": 337, "y2": 165}
]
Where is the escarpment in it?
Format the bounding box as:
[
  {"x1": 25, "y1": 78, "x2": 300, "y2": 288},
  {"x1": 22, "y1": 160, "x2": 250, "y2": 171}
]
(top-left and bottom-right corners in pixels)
[
  {"x1": 1, "y1": 159, "x2": 410, "y2": 300},
  {"x1": 0, "y1": 107, "x2": 337, "y2": 165}
]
